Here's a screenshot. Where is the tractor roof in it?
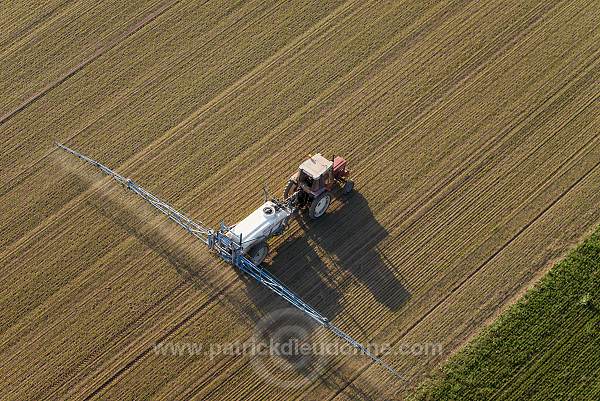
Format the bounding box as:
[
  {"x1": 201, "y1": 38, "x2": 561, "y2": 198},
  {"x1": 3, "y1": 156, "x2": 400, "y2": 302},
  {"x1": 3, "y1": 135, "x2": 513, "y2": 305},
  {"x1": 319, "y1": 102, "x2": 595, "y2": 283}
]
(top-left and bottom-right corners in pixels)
[{"x1": 299, "y1": 153, "x2": 333, "y2": 179}]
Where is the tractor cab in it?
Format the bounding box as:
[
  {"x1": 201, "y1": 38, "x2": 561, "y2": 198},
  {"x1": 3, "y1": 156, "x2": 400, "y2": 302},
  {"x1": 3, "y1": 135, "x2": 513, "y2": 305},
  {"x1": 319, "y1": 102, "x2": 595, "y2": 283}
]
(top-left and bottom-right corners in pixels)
[
  {"x1": 297, "y1": 153, "x2": 334, "y2": 195},
  {"x1": 284, "y1": 153, "x2": 354, "y2": 219}
]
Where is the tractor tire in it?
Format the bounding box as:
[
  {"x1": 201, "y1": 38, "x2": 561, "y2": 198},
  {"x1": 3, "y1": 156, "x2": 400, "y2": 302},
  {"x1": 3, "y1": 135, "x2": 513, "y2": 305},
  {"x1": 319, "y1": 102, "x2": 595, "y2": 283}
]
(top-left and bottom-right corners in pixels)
[
  {"x1": 343, "y1": 179, "x2": 354, "y2": 194},
  {"x1": 309, "y1": 192, "x2": 331, "y2": 219},
  {"x1": 248, "y1": 242, "x2": 269, "y2": 265},
  {"x1": 283, "y1": 180, "x2": 298, "y2": 199}
]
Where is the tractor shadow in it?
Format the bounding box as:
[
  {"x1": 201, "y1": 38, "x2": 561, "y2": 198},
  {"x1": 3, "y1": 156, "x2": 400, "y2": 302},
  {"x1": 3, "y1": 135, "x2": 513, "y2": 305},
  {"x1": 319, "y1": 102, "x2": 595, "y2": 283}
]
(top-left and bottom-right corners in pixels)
[
  {"x1": 297, "y1": 190, "x2": 410, "y2": 313},
  {"x1": 254, "y1": 190, "x2": 410, "y2": 331}
]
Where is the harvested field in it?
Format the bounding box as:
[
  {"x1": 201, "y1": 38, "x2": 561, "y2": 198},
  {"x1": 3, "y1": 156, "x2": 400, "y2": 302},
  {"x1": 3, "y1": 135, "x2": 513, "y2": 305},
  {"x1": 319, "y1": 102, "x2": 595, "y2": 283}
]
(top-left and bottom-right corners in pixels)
[{"x1": 1, "y1": 0, "x2": 599, "y2": 400}]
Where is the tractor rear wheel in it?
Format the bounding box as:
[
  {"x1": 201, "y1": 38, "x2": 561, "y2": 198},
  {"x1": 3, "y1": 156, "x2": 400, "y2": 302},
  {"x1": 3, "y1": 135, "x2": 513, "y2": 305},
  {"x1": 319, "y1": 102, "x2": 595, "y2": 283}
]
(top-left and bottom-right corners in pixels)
[
  {"x1": 283, "y1": 180, "x2": 298, "y2": 199},
  {"x1": 248, "y1": 242, "x2": 269, "y2": 265},
  {"x1": 309, "y1": 192, "x2": 331, "y2": 219}
]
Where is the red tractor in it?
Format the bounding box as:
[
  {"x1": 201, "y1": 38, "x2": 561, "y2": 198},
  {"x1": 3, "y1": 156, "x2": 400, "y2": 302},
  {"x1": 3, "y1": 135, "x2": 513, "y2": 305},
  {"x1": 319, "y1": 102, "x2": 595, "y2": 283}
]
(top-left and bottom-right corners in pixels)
[{"x1": 283, "y1": 153, "x2": 354, "y2": 219}]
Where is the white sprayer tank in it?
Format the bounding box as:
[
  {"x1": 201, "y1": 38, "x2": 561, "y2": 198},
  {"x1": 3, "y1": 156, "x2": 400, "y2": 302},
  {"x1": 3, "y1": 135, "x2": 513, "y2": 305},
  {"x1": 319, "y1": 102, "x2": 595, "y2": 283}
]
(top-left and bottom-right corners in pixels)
[{"x1": 229, "y1": 201, "x2": 291, "y2": 253}]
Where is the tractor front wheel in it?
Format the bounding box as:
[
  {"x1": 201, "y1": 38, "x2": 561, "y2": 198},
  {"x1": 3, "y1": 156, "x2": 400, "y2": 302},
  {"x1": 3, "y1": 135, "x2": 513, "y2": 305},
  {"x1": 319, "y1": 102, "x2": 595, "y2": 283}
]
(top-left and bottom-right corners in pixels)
[
  {"x1": 248, "y1": 242, "x2": 269, "y2": 265},
  {"x1": 343, "y1": 179, "x2": 354, "y2": 194},
  {"x1": 309, "y1": 192, "x2": 331, "y2": 219}
]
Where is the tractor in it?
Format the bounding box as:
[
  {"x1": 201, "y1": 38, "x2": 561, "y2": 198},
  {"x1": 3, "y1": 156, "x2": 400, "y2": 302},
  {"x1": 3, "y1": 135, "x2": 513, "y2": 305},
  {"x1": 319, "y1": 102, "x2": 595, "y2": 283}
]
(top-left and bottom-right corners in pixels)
[
  {"x1": 283, "y1": 153, "x2": 354, "y2": 219},
  {"x1": 226, "y1": 153, "x2": 354, "y2": 265}
]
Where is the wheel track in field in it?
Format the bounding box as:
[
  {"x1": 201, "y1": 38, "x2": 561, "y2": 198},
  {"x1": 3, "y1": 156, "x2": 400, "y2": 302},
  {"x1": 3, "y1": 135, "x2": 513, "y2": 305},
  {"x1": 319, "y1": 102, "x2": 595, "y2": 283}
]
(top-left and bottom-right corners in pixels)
[
  {"x1": 27, "y1": 233, "x2": 213, "y2": 399},
  {"x1": 0, "y1": 0, "x2": 181, "y2": 126},
  {"x1": 85, "y1": 0, "x2": 446, "y2": 196},
  {"x1": 382, "y1": 103, "x2": 599, "y2": 328},
  {"x1": 384, "y1": 48, "x2": 600, "y2": 292},
  {"x1": 127, "y1": 2, "x2": 592, "y2": 396},
  {"x1": 0, "y1": 0, "x2": 256, "y2": 191},
  {"x1": 0, "y1": 0, "x2": 73, "y2": 50},
  {"x1": 0, "y1": 0, "x2": 93, "y2": 59},
  {"x1": 327, "y1": 78, "x2": 600, "y2": 400},
  {"x1": 80, "y1": 268, "x2": 259, "y2": 401}
]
